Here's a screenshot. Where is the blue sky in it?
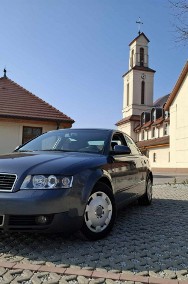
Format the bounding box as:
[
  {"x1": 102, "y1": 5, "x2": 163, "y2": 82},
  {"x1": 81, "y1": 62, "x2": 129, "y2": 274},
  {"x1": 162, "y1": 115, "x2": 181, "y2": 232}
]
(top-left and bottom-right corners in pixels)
[{"x1": 0, "y1": 0, "x2": 187, "y2": 128}]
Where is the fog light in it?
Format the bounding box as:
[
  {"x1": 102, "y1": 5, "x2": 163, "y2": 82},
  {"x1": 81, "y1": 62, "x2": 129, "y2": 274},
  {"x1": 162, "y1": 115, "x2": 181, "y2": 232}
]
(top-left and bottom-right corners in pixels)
[{"x1": 35, "y1": 215, "x2": 48, "y2": 224}]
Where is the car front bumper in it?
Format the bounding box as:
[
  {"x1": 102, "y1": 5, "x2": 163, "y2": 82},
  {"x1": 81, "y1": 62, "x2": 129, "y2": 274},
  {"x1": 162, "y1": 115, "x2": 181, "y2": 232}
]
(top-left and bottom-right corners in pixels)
[{"x1": 0, "y1": 188, "x2": 85, "y2": 233}]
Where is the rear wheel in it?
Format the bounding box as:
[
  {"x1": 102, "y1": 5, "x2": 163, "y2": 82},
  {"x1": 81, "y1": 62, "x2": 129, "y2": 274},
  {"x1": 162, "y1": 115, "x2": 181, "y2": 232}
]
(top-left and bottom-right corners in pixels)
[
  {"x1": 80, "y1": 182, "x2": 116, "y2": 240},
  {"x1": 138, "y1": 177, "x2": 152, "y2": 205}
]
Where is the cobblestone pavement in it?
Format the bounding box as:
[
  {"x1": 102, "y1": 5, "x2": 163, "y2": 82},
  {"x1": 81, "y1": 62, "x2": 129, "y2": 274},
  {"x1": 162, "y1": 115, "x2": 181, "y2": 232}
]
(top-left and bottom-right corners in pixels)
[{"x1": 0, "y1": 184, "x2": 187, "y2": 284}]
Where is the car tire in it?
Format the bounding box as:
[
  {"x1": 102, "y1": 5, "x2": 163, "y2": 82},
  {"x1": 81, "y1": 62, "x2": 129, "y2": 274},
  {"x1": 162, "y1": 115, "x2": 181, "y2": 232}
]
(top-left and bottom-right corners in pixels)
[
  {"x1": 138, "y1": 177, "x2": 152, "y2": 206},
  {"x1": 80, "y1": 182, "x2": 116, "y2": 240}
]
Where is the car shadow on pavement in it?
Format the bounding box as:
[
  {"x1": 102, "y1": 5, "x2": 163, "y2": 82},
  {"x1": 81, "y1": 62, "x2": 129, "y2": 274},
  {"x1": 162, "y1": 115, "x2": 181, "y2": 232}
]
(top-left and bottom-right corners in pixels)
[{"x1": 0, "y1": 197, "x2": 187, "y2": 279}]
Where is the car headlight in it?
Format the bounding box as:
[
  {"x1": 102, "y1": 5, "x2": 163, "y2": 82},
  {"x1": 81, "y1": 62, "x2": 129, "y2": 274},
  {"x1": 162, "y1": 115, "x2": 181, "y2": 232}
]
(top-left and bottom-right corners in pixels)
[{"x1": 21, "y1": 175, "x2": 73, "y2": 189}]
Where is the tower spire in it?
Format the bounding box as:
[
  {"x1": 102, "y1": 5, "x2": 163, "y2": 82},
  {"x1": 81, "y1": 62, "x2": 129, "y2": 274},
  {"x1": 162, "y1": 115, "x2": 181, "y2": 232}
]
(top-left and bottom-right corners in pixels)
[{"x1": 136, "y1": 17, "x2": 143, "y2": 35}]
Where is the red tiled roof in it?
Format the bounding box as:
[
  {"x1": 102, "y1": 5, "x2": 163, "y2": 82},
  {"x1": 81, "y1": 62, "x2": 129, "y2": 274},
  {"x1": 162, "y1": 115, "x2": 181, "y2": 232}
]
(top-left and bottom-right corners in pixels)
[
  {"x1": 0, "y1": 77, "x2": 74, "y2": 123},
  {"x1": 142, "y1": 121, "x2": 152, "y2": 129},
  {"x1": 116, "y1": 115, "x2": 140, "y2": 126},
  {"x1": 134, "y1": 124, "x2": 141, "y2": 132},
  {"x1": 152, "y1": 117, "x2": 164, "y2": 126},
  {"x1": 136, "y1": 136, "x2": 169, "y2": 149}
]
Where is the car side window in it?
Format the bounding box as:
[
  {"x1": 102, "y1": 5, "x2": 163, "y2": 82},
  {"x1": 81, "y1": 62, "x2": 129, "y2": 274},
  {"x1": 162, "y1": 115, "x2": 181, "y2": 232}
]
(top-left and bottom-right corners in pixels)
[
  {"x1": 111, "y1": 133, "x2": 127, "y2": 151},
  {"x1": 124, "y1": 135, "x2": 140, "y2": 155}
]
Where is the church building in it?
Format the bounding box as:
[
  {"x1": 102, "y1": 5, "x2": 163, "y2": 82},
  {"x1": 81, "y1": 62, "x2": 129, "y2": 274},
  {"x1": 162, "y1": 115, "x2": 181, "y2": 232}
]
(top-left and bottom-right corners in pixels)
[{"x1": 116, "y1": 32, "x2": 188, "y2": 173}]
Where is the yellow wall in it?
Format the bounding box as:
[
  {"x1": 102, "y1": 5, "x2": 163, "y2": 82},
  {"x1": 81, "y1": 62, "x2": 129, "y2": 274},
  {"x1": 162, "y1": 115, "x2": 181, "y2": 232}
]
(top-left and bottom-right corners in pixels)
[
  {"x1": 148, "y1": 146, "x2": 170, "y2": 169},
  {"x1": 170, "y1": 72, "x2": 188, "y2": 168},
  {"x1": 0, "y1": 119, "x2": 70, "y2": 154}
]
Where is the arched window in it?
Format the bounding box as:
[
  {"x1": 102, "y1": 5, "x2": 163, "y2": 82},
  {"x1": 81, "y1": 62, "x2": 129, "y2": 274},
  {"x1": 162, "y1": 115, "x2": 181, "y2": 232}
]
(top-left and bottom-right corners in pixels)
[
  {"x1": 127, "y1": 83, "x2": 129, "y2": 106},
  {"x1": 140, "y1": 48, "x2": 144, "y2": 66},
  {"x1": 141, "y1": 81, "x2": 145, "y2": 104},
  {"x1": 131, "y1": 49, "x2": 134, "y2": 68}
]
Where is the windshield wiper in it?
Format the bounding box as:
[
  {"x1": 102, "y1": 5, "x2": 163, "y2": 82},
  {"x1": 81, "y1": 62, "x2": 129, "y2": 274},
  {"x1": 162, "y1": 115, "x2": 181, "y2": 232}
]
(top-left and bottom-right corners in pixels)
[
  {"x1": 16, "y1": 150, "x2": 34, "y2": 152},
  {"x1": 42, "y1": 149, "x2": 74, "y2": 152}
]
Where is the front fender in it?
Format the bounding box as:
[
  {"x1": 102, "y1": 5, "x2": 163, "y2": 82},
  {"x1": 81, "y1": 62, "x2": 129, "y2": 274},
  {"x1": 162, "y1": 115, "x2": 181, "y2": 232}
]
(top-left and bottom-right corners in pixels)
[{"x1": 78, "y1": 169, "x2": 113, "y2": 204}]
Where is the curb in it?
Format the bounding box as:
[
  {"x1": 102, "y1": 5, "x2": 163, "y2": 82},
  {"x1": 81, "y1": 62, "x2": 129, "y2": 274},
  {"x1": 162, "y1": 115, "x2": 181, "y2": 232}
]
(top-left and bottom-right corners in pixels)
[{"x1": 0, "y1": 261, "x2": 187, "y2": 284}]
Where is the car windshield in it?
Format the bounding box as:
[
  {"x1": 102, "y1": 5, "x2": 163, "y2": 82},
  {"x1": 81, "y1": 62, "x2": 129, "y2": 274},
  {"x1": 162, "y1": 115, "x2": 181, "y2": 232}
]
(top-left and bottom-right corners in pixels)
[{"x1": 17, "y1": 129, "x2": 110, "y2": 154}]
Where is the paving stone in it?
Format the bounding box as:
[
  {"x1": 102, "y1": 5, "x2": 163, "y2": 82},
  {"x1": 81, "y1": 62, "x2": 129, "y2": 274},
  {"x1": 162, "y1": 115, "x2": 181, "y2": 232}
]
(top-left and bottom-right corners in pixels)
[
  {"x1": 0, "y1": 185, "x2": 187, "y2": 282},
  {"x1": 89, "y1": 278, "x2": 105, "y2": 284},
  {"x1": 77, "y1": 276, "x2": 90, "y2": 284},
  {"x1": 10, "y1": 270, "x2": 34, "y2": 284},
  {"x1": 64, "y1": 275, "x2": 78, "y2": 281},
  {"x1": 0, "y1": 267, "x2": 7, "y2": 276}
]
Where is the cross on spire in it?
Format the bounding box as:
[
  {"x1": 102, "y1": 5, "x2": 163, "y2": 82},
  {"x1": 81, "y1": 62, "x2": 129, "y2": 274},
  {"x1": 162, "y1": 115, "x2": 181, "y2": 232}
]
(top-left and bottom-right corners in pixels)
[
  {"x1": 3, "y1": 68, "x2": 7, "y2": 78},
  {"x1": 136, "y1": 17, "x2": 143, "y2": 35}
]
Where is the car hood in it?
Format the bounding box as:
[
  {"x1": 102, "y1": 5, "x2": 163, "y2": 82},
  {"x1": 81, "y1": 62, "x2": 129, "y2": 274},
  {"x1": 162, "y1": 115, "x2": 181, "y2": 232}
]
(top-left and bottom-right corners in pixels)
[{"x1": 0, "y1": 151, "x2": 106, "y2": 177}]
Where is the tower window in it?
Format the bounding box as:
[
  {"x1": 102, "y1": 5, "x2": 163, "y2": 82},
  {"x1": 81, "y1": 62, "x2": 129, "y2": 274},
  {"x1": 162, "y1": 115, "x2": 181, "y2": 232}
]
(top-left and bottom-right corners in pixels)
[
  {"x1": 131, "y1": 49, "x2": 134, "y2": 68},
  {"x1": 140, "y1": 48, "x2": 144, "y2": 66},
  {"x1": 127, "y1": 83, "x2": 129, "y2": 106},
  {"x1": 141, "y1": 81, "x2": 145, "y2": 105}
]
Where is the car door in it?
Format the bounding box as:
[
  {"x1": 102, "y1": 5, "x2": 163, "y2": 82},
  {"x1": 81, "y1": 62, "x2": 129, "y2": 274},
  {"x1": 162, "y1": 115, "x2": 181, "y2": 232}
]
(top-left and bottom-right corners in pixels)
[
  {"x1": 124, "y1": 134, "x2": 146, "y2": 197},
  {"x1": 110, "y1": 132, "x2": 139, "y2": 206}
]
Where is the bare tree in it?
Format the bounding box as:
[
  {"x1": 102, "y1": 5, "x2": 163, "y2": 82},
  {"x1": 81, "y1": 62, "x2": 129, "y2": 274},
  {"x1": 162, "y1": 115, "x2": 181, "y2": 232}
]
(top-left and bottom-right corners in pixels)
[{"x1": 169, "y1": 0, "x2": 188, "y2": 44}]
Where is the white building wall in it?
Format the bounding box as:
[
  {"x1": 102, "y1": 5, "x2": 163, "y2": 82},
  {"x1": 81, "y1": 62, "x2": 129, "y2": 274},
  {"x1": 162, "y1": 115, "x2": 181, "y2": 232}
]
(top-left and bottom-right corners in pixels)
[
  {"x1": 118, "y1": 121, "x2": 137, "y2": 141},
  {"x1": 149, "y1": 146, "x2": 170, "y2": 169},
  {"x1": 169, "y1": 72, "x2": 188, "y2": 168}
]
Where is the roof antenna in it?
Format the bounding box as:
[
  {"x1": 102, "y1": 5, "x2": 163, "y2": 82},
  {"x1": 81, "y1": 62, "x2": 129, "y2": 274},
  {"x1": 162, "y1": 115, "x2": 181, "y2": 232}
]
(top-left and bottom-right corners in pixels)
[
  {"x1": 3, "y1": 68, "x2": 7, "y2": 78},
  {"x1": 136, "y1": 17, "x2": 143, "y2": 35}
]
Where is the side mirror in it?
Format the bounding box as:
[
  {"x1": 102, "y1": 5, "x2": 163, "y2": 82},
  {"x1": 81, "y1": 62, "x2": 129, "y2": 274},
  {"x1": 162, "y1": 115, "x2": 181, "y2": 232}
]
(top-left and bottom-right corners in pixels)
[{"x1": 113, "y1": 145, "x2": 131, "y2": 155}]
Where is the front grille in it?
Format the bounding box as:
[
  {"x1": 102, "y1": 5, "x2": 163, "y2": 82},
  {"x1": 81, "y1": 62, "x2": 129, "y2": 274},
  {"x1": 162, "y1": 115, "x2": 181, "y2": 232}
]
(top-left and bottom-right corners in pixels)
[
  {"x1": 9, "y1": 215, "x2": 54, "y2": 226},
  {"x1": 0, "y1": 173, "x2": 17, "y2": 192},
  {"x1": 0, "y1": 215, "x2": 4, "y2": 226}
]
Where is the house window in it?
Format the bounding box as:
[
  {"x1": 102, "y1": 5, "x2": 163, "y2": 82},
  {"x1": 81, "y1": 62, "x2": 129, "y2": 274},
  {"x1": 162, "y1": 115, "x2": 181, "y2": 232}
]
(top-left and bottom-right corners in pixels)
[
  {"x1": 152, "y1": 127, "x2": 155, "y2": 138},
  {"x1": 127, "y1": 83, "x2": 129, "y2": 106},
  {"x1": 164, "y1": 110, "x2": 169, "y2": 119},
  {"x1": 163, "y1": 123, "x2": 168, "y2": 136},
  {"x1": 141, "y1": 130, "x2": 145, "y2": 140},
  {"x1": 140, "y1": 48, "x2": 144, "y2": 66},
  {"x1": 141, "y1": 113, "x2": 145, "y2": 125},
  {"x1": 153, "y1": 153, "x2": 156, "y2": 163},
  {"x1": 151, "y1": 109, "x2": 156, "y2": 121},
  {"x1": 141, "y1": 81, "x2": 145, "y2": 105},
  {"x1": 22, "y1": 126, "x2": 42, "y2": 144}
]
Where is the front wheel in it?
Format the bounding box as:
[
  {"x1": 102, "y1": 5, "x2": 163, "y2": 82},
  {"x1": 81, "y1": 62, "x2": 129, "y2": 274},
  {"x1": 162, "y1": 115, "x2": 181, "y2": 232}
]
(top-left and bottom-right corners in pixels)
[
  {"x1": 138, "y1": 177, "x2": 152, "y2": 205},
  {"x1": 80, "y1": 182, "x2": 116, "y2": 240}
]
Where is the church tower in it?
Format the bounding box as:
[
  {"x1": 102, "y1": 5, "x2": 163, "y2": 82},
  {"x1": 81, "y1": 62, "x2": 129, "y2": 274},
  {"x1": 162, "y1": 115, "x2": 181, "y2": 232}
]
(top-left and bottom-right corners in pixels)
[{"x1": 117, "y1": 32, "x2": 155, "y2": 140}]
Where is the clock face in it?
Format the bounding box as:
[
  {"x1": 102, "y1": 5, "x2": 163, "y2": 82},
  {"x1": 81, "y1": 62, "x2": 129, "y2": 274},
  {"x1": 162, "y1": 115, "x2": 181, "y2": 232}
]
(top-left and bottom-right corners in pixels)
[{"x1": 141, "y1": 73, "x2": 146, "y2": 79}]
